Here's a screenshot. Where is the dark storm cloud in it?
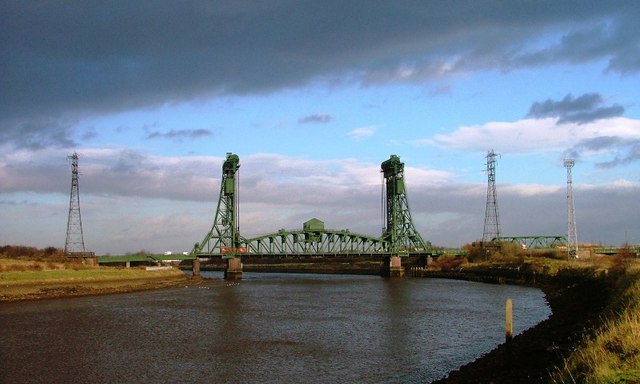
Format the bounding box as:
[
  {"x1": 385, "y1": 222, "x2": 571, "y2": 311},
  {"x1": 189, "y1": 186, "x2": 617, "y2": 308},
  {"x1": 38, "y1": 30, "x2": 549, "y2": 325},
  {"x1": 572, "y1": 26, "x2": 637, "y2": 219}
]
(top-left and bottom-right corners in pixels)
[
  {"x1": 527, "y1": 93, "x2": 624, "y2": 124},
  {"x1": 564, "y1": 137, "x2": 640, "y2": 169},
  {"x1": 0, "y1": 118, "x2": 77, "y2": 149},
  {"x1": 298, "y1": 114, "x2": 333, "y2": 124},
  {"x1": 1, "y1": 1, "x2": 639, "y2": 148},
  {"x1": 146, "y1": 129, "x2": 212, "y2": 140}
]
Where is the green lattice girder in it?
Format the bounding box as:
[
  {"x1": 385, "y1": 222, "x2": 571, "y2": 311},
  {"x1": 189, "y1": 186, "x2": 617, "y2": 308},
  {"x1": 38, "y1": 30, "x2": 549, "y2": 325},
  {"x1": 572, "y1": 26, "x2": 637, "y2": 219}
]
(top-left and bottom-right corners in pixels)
[
  {"x1": 495, "y1": 235, "x2": 567, "y2": 249},
  {"x1": 240, "y1": 229, "x2": 388, "y2": 255}
]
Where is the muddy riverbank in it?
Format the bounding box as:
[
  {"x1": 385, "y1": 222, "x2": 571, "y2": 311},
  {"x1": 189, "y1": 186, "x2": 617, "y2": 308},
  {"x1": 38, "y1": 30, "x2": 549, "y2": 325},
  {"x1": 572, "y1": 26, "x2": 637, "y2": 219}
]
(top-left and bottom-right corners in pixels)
[{"x1": 429, "y1": 267, "x2": 616, "y2": 383}]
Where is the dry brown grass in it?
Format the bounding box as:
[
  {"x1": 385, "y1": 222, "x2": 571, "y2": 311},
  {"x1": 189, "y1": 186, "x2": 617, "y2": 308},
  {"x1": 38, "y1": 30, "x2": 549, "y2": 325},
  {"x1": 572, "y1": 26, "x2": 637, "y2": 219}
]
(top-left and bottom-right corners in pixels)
[{"x1": 552, "y1": 265, "x2": 640, "y2": 384}]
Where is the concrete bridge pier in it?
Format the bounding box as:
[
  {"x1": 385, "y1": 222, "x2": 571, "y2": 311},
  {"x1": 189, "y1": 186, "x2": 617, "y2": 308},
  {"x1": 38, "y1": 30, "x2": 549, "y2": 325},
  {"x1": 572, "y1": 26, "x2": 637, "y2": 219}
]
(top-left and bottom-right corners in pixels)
[
  {"x1": 192, "y1": 258, "x2": 201, "y2": 278},
  {"x1": 381, "y1": 255, "x2": 405, "y2": 278},
  {"x1": 224, "y1": 257, "x2": 243, "y2": 280}
]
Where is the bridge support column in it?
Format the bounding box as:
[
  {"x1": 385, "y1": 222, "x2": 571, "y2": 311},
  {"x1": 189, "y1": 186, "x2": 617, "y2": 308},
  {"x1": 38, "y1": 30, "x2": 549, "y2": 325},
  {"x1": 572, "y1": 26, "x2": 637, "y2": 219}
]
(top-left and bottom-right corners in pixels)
[
  {"x1": 381, "y1": 255, "x2": 405, "y2": 278},
  {"x1": 192, "y1": 258, "x2": 201, "y2": 278},
  {"x1": 224, "y1": 257, "x2": 243, "y2": 280}
]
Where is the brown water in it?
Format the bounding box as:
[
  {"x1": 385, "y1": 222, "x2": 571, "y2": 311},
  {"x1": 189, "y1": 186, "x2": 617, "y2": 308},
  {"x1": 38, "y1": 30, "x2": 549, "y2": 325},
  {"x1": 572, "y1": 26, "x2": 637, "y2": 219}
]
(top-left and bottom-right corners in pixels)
[{"x1": 0, "y1": 273, "x2": 550, "y2": 383}]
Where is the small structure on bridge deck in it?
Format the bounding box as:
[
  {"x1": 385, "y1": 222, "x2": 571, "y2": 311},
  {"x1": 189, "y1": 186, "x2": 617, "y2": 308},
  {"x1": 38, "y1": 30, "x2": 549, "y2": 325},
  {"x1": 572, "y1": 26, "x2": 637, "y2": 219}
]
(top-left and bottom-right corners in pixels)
[{"x1": 304, "y1": 218, "x2": 324, "y2": 232}]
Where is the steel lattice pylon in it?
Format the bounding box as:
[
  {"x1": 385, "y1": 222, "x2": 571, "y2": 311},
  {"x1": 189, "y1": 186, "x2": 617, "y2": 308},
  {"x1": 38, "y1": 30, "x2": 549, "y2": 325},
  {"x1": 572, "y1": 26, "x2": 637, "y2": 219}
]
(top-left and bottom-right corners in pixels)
[
  {"x1": 64, "y1": 152, "x2": 87, "y2": 256},
  {"x1": 564, "y1": 159, "x2": 578, "y2": 258},
  {"x1": 192, "y1": 153, "x2": 241, "y2": 259},
  {"x1": 483, "y1": 150, "x2": 501, "y2": 243},
  {"x1": 380, "y1": 155, "x2": 431, "y2": 254}
]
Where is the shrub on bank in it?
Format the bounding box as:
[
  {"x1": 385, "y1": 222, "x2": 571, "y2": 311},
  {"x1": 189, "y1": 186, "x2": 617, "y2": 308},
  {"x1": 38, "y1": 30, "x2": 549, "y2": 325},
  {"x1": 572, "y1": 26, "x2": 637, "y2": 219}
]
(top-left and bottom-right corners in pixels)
[
  {"x1": 0, "y1": 245, "x2": 66, "y2": 261},
  {"x1": 0, "y1": 245, "x2": 90, "y2": 272},
  {"x1": 428, "y1": 255, "x2": 468, "y2": 271}
]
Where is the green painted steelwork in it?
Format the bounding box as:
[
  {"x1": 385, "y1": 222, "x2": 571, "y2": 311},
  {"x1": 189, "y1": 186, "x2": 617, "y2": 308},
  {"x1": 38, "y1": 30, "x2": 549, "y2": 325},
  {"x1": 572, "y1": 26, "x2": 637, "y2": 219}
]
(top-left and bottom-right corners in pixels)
[
  {"x1": 495, "y1": 235, "x2": 567, "y2": 249},
  {"x1": 191, "y1": 153, "x2": 241, "y2": 259},
  {"x1": 434, "y1": 249, "x2": 468, "y2": 256},
  {"x1": 190, "y1": 153, "x2": 434, "y2": 258},
  {"x1": 381, "y1": 155, "x2": 432, "y2": 255},
  {"x1": 241, "y1": 228, "x2": 387, "y2": 255},
  {"x1": 97, "y1": 253, "x2": 196, "y2": 264}
]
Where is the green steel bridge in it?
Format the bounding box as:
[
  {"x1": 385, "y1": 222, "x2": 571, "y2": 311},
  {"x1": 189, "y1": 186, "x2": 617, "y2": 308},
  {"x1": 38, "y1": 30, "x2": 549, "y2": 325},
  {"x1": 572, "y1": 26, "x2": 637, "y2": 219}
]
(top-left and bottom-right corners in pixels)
[
  {"x1": 493, "y1": 235, "x2": 567, "y2": 249},
  {"x1": 190, "y1": 153, "x2": 432, "y2": 262}
]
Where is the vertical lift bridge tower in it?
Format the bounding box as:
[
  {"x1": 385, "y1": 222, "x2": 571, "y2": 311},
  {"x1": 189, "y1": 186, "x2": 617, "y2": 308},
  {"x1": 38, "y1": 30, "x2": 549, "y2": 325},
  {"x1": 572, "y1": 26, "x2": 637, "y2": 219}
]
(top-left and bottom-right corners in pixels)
[
  {"x1": 192, "y1": 153, "x2": 243, "y2": 279},
  {"x1": 381, "y1": 155, "x2": 431, "y2": 276}
]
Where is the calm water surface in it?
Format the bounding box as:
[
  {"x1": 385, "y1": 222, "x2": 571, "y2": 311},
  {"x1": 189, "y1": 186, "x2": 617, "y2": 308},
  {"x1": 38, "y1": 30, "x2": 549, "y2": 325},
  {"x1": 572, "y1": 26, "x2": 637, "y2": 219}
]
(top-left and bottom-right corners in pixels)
[{"x1": 0, "y1": 273, "x2": 550, "y2": 383}]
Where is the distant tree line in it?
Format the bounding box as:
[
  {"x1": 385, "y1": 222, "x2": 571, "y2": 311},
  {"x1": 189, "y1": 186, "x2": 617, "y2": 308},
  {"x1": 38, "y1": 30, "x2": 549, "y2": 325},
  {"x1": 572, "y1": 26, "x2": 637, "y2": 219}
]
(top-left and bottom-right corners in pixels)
[{"x1": 0, "y1": 245, "x2": 65, "y2": 260}]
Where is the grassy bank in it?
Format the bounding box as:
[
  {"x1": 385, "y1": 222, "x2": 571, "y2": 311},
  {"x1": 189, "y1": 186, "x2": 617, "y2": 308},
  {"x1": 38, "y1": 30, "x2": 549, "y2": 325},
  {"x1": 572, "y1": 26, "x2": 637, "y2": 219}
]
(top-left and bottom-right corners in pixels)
[
  {"x1": 2, "y1": 258, "x2": 169, "y2": 281},
  {"x1": 551, "y1": 264, "x2": 640, "y2": 383},
  {"x1": 0, "y1": 253, "x2": 190, "y2": 302}
]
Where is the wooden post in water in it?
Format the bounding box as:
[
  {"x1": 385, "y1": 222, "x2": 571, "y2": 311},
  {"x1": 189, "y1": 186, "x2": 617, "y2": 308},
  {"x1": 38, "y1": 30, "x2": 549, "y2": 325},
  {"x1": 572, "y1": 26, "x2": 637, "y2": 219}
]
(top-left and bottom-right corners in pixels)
[{"x1": 505, "y1": 298, "x2": 513, "y2": 343}]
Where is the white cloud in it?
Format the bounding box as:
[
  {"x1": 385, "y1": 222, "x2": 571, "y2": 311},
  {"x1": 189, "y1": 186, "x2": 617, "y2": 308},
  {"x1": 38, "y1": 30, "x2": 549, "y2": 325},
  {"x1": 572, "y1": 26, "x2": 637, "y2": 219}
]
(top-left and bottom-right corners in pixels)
[
  {"x1": 347, "y1": 126, "x2": 376, "y2": 139},
  {"x1": 419, "y1": 117, "x2": 640, "y2": 155}
]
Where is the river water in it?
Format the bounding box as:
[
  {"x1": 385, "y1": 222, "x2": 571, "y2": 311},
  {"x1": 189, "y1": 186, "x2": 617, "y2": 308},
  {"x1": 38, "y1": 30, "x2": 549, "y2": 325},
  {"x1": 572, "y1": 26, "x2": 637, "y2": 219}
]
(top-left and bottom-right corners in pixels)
[{"x1": 0, "y1": 272, "x2": 550, "y2": 384}]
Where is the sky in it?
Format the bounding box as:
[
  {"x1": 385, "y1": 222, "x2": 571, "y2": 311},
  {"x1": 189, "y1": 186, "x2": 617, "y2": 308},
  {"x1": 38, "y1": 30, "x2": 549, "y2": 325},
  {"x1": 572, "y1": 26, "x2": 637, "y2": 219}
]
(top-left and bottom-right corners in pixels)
[{"x1": 1, "y1": 1, "x2": 639, "y2": 255}]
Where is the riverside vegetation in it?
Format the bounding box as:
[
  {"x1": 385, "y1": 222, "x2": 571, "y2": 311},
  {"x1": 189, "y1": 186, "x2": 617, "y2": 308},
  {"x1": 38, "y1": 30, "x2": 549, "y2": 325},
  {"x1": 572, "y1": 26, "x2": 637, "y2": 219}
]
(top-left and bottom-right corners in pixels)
[{"x1": 430, "y1": 242, "x2": 640, "y2": 384}]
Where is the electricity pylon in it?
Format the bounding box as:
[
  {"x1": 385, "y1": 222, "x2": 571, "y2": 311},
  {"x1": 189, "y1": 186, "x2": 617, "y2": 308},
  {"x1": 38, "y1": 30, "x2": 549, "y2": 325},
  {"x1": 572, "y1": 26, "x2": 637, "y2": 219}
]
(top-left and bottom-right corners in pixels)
[
  {"x1": 64, "y1": 152, "x2": 87, "y2": 256},
  {"x1": 483, "y1": 150, "x2": 501, "y2": 243},
  {"x1": 564, "y1": 158, "x2": 578, "y2": 258}
]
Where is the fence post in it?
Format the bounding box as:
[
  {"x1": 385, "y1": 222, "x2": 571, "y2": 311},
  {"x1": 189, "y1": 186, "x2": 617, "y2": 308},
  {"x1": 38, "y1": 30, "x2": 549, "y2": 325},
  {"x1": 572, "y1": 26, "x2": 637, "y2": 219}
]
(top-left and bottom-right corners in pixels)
[{"x1": 505, "y1": 298, "x2": 513, "y2": 343}]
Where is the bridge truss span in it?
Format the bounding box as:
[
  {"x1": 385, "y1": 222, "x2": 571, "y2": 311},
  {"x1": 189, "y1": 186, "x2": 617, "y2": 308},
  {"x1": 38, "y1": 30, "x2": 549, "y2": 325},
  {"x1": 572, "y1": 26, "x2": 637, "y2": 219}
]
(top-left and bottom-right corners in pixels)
[
  {"x1": 495, "y1": 235, "x2": 567, "y2": 249},
  {"x1": 241, "y1": 228, "x2": 388, "y2": 256}
]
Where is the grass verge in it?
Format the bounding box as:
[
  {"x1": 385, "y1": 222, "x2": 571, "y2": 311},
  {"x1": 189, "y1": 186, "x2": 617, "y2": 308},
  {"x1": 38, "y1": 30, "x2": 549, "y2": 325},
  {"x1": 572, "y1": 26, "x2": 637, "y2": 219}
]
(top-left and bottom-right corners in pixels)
[{"x1": 551, "y1": 268, "x2": 640, "y2": 384}]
